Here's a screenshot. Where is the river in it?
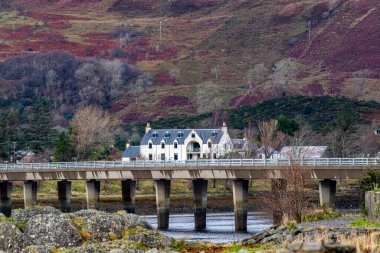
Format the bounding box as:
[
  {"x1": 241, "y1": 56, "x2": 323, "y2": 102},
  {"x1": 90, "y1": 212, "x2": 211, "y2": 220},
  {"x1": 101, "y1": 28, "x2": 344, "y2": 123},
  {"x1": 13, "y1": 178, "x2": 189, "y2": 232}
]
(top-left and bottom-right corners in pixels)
[{"x1": 143, "y1": 212, "x2": 273, "y2": 243}]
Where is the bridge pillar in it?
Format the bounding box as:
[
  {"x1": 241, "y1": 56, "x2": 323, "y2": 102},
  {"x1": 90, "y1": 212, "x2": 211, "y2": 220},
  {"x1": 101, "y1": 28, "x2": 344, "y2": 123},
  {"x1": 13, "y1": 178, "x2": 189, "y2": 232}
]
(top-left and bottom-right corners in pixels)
[
  {"x1": 58, "y1": 180, "x2": 71, "y2": 212},
  {"x1": 155, "y1": 179, "x2": 171, "y2": 230},
  {"x1": 319, "y1": 179, "x2": 336, "y2": 208},
  {"x1": 193, "y1": 179, "x2": 208, "y2": 230},
  {"x1": 271, "y1": 179, "x2": 287, "y2": 225},
  {"x1": 0, "y1": 181, "x2": 12, "y2": 217},
  {"x1": 122, "y1": 180, "x2": 136, "y2": 213},
  {"x1": 232, "y1": 179, "x2": 249, "y2": 232},
  {"x1": 86, "y1": 180, "x2": 100, "y2": 210},
  {"x1": 24, "y1": 180, "x2": 37, "y2": 207}
]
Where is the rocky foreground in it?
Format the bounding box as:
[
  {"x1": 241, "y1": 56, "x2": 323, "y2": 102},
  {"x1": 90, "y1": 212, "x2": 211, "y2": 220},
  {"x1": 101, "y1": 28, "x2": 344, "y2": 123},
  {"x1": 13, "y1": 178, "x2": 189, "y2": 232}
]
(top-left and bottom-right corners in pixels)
[
  {"x1": 0, "y1": 206, "x2": 181, "y2": 253},
  {"x1": 0, "y1": 206, "x2": 376, "y2": 253}
]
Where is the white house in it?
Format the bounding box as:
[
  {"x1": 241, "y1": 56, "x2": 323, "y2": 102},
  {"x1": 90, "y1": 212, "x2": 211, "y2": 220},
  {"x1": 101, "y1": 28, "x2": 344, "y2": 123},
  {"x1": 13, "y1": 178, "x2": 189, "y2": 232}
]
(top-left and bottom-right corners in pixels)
[{"x1": 122, "y1": 123, "x2": 233, "y2": 161}]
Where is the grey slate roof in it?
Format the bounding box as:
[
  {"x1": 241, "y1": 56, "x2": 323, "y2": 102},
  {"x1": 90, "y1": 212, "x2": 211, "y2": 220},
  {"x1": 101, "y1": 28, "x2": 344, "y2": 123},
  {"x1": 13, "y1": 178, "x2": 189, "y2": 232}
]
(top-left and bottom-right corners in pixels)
[
  {"x1": 141, "y1": 129, "x2": 224, "y2": 145},
  {"x1": 122, "y1": 146, "x2": 140, "y2": 158}
]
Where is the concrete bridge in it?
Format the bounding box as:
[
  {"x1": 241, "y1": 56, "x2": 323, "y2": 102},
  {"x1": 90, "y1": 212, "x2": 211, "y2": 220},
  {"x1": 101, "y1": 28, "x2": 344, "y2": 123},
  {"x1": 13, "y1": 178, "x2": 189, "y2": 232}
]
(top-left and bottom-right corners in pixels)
[{"x1": 0, "y1": 158, "x2": 378, "y2": 231}]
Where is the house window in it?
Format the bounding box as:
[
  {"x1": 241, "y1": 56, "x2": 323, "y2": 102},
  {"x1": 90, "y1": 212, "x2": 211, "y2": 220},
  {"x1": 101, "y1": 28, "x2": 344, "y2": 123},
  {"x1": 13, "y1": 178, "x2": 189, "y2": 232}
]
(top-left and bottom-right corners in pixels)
[
  {"x1": 161, "y1": 153, "x2": 165, "y2": 160},
  {"x1": 149, "y1": 154, "x2": 153, "y2": 160},
  {"x1": 174, "y1": 153, "x2": 178, "y2": 161},
  {"x1": 203, "y1": 153, "x2": 206, "y2": 158},
  {"x1": 174, "y1": 142, "x2": 178, "y2": 149},
  {"x1": 191, "y1": 133, "x2": 195, "y2": 138},
  {"x1": 208, "y1": 142, "x2": 212, "y2": 148},
  {"x1": 213, "y1": 153, "x2": 217, "y2": 159},
  {"x1": 149, "y1": 143, "x2": 152, "y2": 149},
  {"x1": 161, "y1": 143, "x2": 165, "y2": 149}
]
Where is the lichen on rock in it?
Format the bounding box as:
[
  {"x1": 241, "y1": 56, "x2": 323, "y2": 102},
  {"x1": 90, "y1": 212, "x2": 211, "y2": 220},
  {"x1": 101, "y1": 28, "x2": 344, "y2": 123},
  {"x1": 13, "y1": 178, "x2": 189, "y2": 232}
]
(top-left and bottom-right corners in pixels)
[{"x1": 23, "y1": 213, "x2": 82, "y2": 248}]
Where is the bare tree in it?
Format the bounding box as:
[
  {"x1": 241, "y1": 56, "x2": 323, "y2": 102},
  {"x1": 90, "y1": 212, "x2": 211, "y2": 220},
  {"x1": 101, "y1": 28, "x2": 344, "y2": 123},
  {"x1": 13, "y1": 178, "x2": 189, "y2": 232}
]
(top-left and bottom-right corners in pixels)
[
  {"x1": 70, "y1": 106, "x2": 116, "y2": 160},
  {"x1": 245, "y1": 63, "x2": 270, "y2": 88},
  {"x1": 269, "y1": 163, "x2": 310, "y2": 224},
  {"x1": 350, "y1": 125, "x2": 380, "y2": 157},
  {"x1": 131, "y1": 73, "x2": 153, "y2": 104},
  {"x1": 352, "y1": 69, "x2": 371, "y2": 96},
  {"x1": 196, "y1": 81, "x2": 223, "y2": 127},
  {"x1": 211, "y1": 63, "x2": 220, "y2": 79},
  {"x1": 169, "y1": 64, "x2": 181, "y2": 84},
  {"x1": 270, "y1": 58, "x2": 299, "y2": 87},
  {"x1": 264, "y1": 126, "x2": 313, "y2": 224},
  {"x1": 258, "y1": 119, "x2": 286, "y2": 158}
]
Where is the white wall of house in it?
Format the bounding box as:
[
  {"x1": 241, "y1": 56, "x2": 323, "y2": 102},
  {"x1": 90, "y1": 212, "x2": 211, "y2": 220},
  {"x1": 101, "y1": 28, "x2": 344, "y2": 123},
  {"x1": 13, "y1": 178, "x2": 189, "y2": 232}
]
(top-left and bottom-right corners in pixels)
[{"x1": 139, "y1": 129, "x2": 232, "y2": 161}]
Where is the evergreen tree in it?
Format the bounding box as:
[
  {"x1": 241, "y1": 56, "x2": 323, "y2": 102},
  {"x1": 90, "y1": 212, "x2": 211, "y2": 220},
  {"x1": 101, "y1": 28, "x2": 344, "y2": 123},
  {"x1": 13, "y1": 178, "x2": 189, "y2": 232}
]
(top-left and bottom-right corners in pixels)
[
  {"x1": 53, "y1": 131, "x2": 74, "y2": 162},
  {"x1": 0, "y1": 106, "x2": 25, "y2": 160},
  {"x1": 27, "y1": 98, "x2": 57, "y2": 153}
]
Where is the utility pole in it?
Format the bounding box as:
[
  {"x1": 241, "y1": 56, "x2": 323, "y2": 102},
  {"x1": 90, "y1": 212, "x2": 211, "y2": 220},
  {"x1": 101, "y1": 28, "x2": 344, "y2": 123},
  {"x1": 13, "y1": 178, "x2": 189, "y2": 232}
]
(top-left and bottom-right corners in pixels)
[
  {"x1": 308, "y1": 21, "x2": 311, "y2": 43},
  {"x1": 12, "y1": 141, "x2": 17, "y2": 163}
]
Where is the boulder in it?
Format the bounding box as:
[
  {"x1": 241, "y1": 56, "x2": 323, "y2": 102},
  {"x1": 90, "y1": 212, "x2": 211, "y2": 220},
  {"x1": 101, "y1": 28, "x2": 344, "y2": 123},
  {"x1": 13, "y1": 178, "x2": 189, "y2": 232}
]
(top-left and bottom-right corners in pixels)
[
  {"x1": 11, "y1": 206, "x2": 62, "y2": 225},
  {"x1": 126, "y1": 229, "x2": 173, "y2": 248},
  {"x1": 116, "y1": 211, "x2": 153, "y2": 230},
  {"x1": 108, "y1": 250, "x2": 127, "y2": 253},
  {"x1": 0, "y1": 221, "x2": 29, "y2": 253},
  {"x1": 22, "y1": 245, "x2": 51, "y2": 253},
  {"x1": 24, "y1": 213, "x2": 82, "y2": 248},
  {"x1": 75, "y1": 210, "x2": 126, "y2": 242},
  {"x1": 64, "y1": 244, "x2": 104, "y2": 253}
]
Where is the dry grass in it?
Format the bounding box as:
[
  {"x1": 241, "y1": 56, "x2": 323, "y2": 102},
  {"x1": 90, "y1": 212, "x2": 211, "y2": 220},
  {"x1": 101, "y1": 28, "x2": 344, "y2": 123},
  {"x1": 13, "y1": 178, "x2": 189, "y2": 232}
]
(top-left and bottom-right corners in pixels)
[{"x1": 288, "y1": 231, "x2": 380, "y2": 253}]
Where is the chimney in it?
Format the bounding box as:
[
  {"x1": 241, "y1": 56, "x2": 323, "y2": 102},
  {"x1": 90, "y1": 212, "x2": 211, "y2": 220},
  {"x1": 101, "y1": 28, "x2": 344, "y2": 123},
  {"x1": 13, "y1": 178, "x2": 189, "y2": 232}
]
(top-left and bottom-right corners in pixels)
[
  {"x1": 222, "y1": 122, "x2": 228, "y2": 133},
  {"x1": 126, "y1": 140, "x2": 131, "y2": 149},
  {"x1": 145, "y1": 123, "x2": 151, "y2": 133}
]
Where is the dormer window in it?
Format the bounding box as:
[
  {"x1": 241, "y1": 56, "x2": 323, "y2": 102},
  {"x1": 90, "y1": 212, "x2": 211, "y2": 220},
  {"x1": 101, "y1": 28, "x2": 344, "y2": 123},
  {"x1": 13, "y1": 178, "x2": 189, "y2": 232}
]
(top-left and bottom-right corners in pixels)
[
  {"x1": 191, "y1": 133, "x2": 195, "y2": 138},
  {"x1": 161, "y1": 142, "x2": 165, "y2": 149},
  {"x1": 149, "y1": 143, "x2": 152, "y2": 149},
  {"x1": 164, "y1": 131, "x2": 171, "y2": 138},
  {"x1": 152, "y1": 131, "x2": 158, "y2": 138},
  {"x1": 177, "y1": 131, "x2": 184, "y2": 138},
  {"x1": 211, "y1": 131, "x2": 218, "y2": 137}
]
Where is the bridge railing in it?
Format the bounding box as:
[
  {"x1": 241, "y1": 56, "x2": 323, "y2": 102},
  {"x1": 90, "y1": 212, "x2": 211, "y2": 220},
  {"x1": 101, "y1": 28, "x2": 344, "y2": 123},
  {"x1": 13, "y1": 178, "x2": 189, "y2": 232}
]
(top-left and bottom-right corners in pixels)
[{"x1": 0, "y1": 158, "x2": 378, "y2": 171}]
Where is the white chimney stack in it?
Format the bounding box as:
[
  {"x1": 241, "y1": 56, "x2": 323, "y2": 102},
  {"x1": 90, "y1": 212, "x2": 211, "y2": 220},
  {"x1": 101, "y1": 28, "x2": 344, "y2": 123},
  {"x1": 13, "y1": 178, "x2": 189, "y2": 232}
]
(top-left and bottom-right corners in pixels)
[
  {"x1": 145, "y1": 123, "x2": 152, "y2": 133},
  {"x1": 222, "y1": 122, "x2": 228, "y2": 133}
]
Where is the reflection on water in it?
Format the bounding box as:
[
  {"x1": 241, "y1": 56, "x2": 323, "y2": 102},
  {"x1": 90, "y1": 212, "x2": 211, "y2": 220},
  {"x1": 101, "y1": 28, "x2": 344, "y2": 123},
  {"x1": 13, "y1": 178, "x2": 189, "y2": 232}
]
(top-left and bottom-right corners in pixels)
[{"x1": 144, "y1": 212, "x2": 273, "y2": 243}]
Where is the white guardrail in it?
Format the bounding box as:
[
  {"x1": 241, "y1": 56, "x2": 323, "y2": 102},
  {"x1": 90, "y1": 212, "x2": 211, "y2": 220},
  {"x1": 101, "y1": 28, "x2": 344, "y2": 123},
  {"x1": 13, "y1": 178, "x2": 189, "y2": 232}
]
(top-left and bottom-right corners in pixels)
[{"x1": 0, "y1": 158, "x2": 378, "y2": 171}]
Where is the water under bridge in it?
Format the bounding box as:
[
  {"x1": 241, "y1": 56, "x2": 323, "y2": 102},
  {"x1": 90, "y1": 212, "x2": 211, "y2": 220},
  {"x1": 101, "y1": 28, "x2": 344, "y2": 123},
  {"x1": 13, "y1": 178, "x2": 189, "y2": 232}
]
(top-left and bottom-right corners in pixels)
[{"x1": 0, "y1": 158, "x2": 378, "y2": 231}]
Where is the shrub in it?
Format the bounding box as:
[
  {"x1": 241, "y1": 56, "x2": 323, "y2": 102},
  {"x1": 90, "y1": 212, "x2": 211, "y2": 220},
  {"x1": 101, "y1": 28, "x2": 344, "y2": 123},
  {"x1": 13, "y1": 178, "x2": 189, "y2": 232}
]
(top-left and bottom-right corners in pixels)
[{"x1": 304, "y1": 208, "x2": 342, "y2": 222}]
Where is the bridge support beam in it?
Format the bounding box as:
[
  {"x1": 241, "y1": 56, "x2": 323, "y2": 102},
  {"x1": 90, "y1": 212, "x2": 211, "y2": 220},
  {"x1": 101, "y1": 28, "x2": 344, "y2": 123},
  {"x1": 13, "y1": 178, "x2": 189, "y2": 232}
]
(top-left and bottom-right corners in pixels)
[
  {"x1": 193, "y1": 179, "x2": 208, "y2": 230},
  {"x1": 271, "y1": 179, "x2": 287, "y2": 225},
  {"x1": 122, "y1": 180, "x2": 136, "y2": 213},
  {"x1": 24, "y1": 180, "x2": 37, "y2": 207},
  {"x1": 58, "y1": 180, "x2": 71, "y2": 212},
  {"x1": 86, "y1": 180, "x2": 100, "y2": 210},
  {"x1": 0, "y1": 181, "x2": 12, "y2": 217},
  {"x1": 319, "y1": 179, "x2": 336, "y2": 208},
  {"x1": 155, "y1": 179, "x2": 171, "y2": 230},
  {"x1": 232, "y1": 179, "x2": 249, "y2": 232}
]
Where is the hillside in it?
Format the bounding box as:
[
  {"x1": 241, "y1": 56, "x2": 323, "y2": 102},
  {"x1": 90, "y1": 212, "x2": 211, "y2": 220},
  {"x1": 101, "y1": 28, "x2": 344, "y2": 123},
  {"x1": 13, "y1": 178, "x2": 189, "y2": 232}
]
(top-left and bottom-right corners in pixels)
[{"x1": 0, "y1": 0, "x2": 379, "y2": 125}]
